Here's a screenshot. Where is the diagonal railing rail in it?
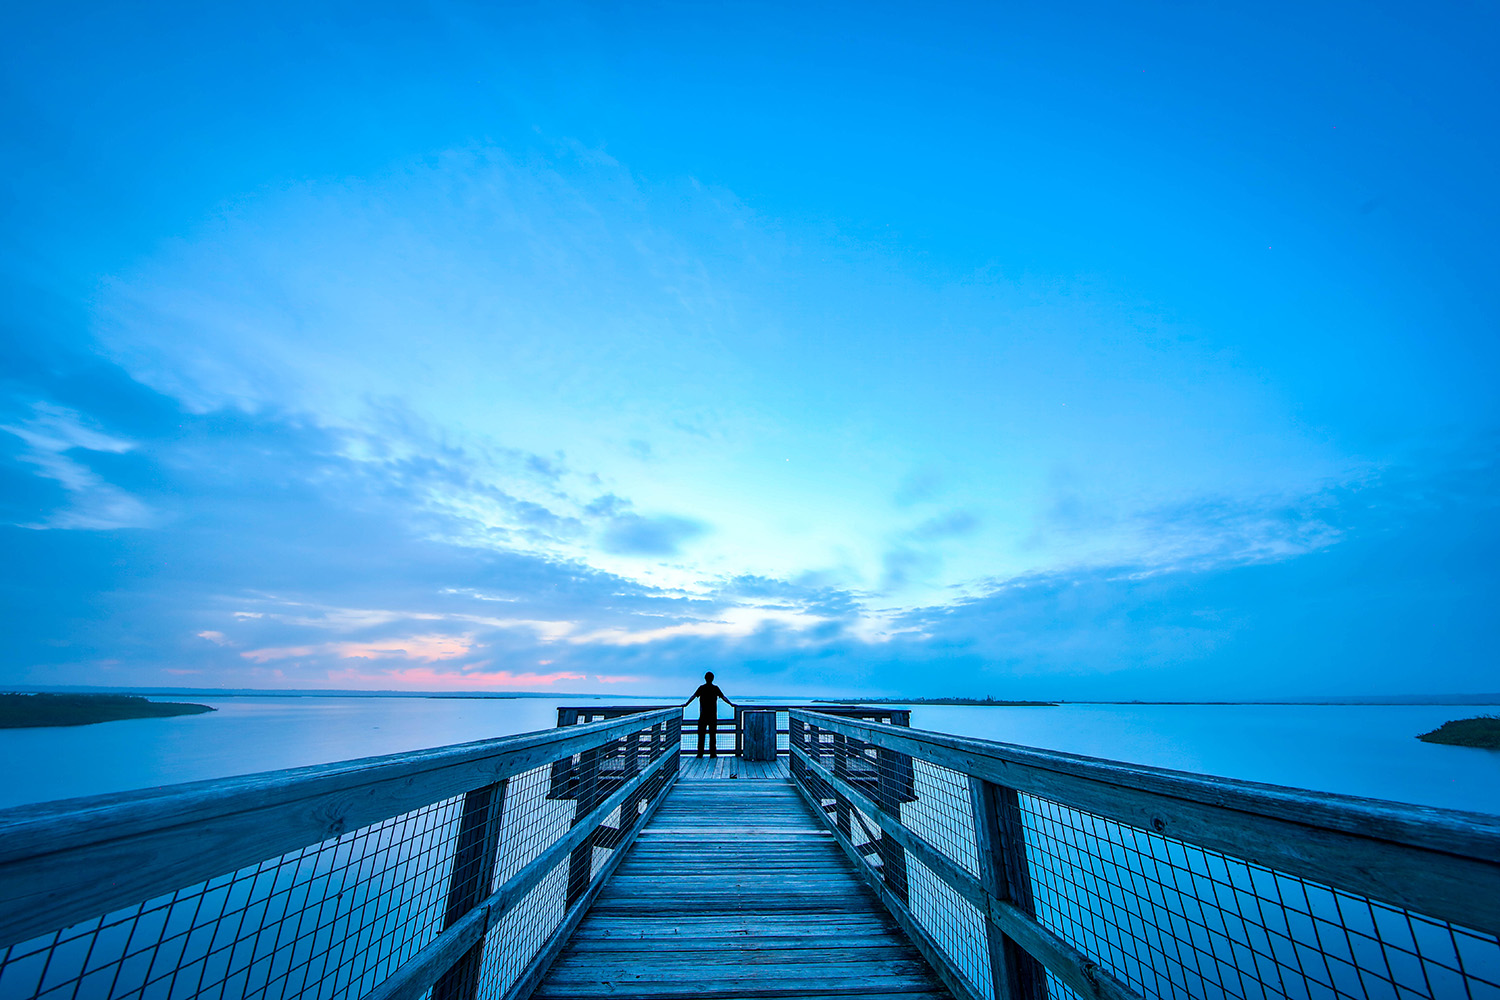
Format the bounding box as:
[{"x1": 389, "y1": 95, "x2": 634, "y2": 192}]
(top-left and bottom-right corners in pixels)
[
  {"x1": 0, "y1": 708, "x2": 680, "y2": 1000},
  {"x1": 789, "y1": 709, "x2": 1500, "y2": 1000}
]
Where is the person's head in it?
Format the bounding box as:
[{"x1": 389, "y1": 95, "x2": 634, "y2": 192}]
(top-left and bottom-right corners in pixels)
[{"x1": 704, "y1": 671, "x2": 714, "y2": 682}]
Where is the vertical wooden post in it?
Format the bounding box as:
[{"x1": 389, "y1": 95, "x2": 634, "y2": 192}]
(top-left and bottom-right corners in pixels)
[
  {"x1": 733, "y1": 705, "x2": 744, "y2": 757},
  {"x1": 666, "y1": 715, "x2": 682, "y2": 777},
  {"x1": 832, "y1": 731, "x2": 852, "y2": 837},
  {"x1": 969, "y1": 776, "x2": 1048, "y2": 1000},
  {"x1": 788, "y1": 714, "x2": 805, "y2": 784},
  {"x1": 566, "y1": 747, "x2": 603, "y2": 908},
  {"x1": 432, "y1": 779, "x2": 507, "y2": 1000},
  {"x1": 549, "y1": 709, "x2": 581, "y2": 799},
  {"x1": 875, "y1": 747, "x2": 910, "y2": 904}
]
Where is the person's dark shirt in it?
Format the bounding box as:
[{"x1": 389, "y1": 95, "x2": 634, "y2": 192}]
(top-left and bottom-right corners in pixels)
[{"x1": 690, "y1": 683, "x2": 726, "y2": 715}]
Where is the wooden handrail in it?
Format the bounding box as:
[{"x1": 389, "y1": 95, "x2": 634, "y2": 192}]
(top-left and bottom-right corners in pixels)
[
  {"x1": 556, "y1": 704, "x2": 911, "y2": 756},
  {"x1": 792, "y1": 709, "x2": 1500, "y2": 936},
  {"x1": 0, "y1": 708, "x2": 680, "y2": 950}
]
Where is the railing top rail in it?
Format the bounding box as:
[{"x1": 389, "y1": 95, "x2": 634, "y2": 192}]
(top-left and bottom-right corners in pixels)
[
  {"x1": 555, "y1": 703, "x2": 903, "y2": 711},
  {"x1": 0, "y1": 707, "x2": 677, "y2": 848},
  {"x1": 0, "y1": 707, "x2": 679, "y2": 949},
  {"x1": 790, "y1": 708, "x2": 1500, "y2": 863}
]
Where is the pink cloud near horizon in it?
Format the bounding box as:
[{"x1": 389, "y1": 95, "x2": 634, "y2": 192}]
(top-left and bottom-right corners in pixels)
[
  {"x1": 241, "y1": 633, "x2": 472, "y2": 664},
  {"x1": 326, "y1": 665, "x2": 588, "y2": 689}
]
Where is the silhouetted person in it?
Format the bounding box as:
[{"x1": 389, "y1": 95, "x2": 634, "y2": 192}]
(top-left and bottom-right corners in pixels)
[{"x1": 682, "y1": 671, "x2": 736, "y2": 757}]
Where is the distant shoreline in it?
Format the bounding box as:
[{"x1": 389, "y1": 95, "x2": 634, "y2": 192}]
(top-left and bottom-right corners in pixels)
[
  {"x1": 1417, "y1": 717, "x2": 1500, "y2": 750},
  {"x1": 3, "y1": 686, "x2": 1498, "y2": 707},
  {"x1": 817, "y1": 697, "x2": 1059, "y2": 707},
  {"x1": 0, "y1": 693, "x2": 215, "y2": 729}
]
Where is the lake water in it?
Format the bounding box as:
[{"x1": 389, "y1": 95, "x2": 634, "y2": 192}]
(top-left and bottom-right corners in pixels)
[{"x1": 0, "y1": 696, "x2": 1496, "y2": 814}]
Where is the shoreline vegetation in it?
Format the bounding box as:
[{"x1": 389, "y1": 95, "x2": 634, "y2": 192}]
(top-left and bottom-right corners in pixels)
[
  {"x1": 1417, "y1": 717, "x2": 1500, "y2": 750},
  {"x1": 0, "y1": 693, "x2": 215, "y2": 729}
]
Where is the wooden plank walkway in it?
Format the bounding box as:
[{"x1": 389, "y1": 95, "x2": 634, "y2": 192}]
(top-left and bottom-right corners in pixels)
[
  {"x1": 534, "y1": 775, "x2": 952, "y2": 1000},
  {"x1": 676, "y1": 756, "x2": 790, "y2": 781}
]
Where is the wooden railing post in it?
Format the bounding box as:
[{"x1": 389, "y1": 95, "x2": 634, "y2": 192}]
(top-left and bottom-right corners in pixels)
[
  {"x1": 970, "y1": 776, "x2": 1047, "y2": 1000},
  {"x1": 432, "y1": 779, "x2": 508, "y2": 1000},
  {"x1": 875, "y1": 747, "x2": 910, "y2": 904},
  {"x1": 566, "y1": 747, "x2": 603, "y2": 908},
  {"x1": 832, "y1": 731, "x2": 852, "y2": 837}
]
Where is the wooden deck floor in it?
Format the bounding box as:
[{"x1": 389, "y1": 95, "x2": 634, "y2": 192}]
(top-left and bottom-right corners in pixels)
[
  {"x1": 675, "y1": 755, "x2": 790, "y2": 781},
  {"x1": 534, "y1": 776, "x2": 951, "y2": 1000}
]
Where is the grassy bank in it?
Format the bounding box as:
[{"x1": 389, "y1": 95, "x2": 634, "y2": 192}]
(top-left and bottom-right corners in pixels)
[
  {"x1": 0, "y1": 692, "x2": 215, "y2": 729},
  {"x1": 1417, "y1": 716, "x2": 1500, "y2": 750}
]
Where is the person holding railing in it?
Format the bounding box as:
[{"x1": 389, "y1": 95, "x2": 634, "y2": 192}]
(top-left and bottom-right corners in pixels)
[{"x1": 682, "y1": 671, "x2": 736, "y2": 757}]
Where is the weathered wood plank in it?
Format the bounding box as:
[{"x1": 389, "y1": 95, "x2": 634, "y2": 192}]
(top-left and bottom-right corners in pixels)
[{"x1": 533, "y1": 777, "x2": 953, "y2": 1000}]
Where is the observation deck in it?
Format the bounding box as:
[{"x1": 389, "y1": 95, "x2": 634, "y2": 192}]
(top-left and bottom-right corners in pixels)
[{"x1": 1, "y1": 707, "x2": 1497, "y2": 1000}]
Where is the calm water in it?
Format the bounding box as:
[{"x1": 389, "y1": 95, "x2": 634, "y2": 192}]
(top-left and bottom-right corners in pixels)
[{"x1": 0, "y1": 696, "x2": 1496, "y2": 814}]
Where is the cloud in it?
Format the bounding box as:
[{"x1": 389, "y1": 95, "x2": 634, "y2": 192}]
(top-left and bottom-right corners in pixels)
[
  {"x1": 327, "y1": 666, "x2": 587, "y2": 689},
  {"x1": 601, "y1": 513, "x2": 708, "y2": 556},
  {"x1": 1, "y1": 402, "x2": 154, "y2": 529},
  {"x1": 2, "y1": 325, "x2": 1496, "y2": 699}
]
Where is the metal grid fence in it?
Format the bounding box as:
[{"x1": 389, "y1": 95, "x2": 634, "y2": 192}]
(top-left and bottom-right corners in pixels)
[
  {"x1": 0, "y1": 712, "x2": 679, "y2": 1000},
  {"x1": 0, "y1": 795, "x2": 469, "y2": 1000},
  {"x1": 789, "y1": 710, "x2": 1500, "y2": 1000},
  {"x1": 1021, "y1": 795, "x2": 1500, "y2": 1000},
  {"x1": 471, "y1": 748, "x2": 677, "y2": 1000}
]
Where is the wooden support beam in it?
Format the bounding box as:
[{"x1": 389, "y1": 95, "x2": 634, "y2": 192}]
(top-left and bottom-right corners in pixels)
[
  {"x1": 970, "y1": 776, "x2": 1046, "y2": 1000},
  {"x1": 432, "y1": 779, "x2": 507, "y2": 1000},
  {"x1": 875, "y1": 746, "x2": 910, "y2": 905}
]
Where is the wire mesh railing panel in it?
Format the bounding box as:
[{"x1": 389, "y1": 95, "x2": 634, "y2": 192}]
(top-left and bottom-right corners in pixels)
[
  {"x1": 1021, "y1": 793, "x2": 1500, "y2": 1000},
  {"x1": 473, "y1": 860, "x2": 569, "y2": 1000},
  {"x1": 472, "y1": 747, "x2": 677, "y2": 1000},
  {"x1": 0, "y1": 711, "x2": 682, "y2": 1000},
  {"x1": 790, "y1": 714, "x2": 998, "y2": 1000},
  {"x1": 906, "y1": 853, "x2": 993, "y2": 1000},
  {"x1": 0, "y1": 795, "x2": 467, "y2": 1000}
]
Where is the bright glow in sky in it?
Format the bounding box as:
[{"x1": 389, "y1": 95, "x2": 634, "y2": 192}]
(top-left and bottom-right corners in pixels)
[{"x1": 2, "y1": 1, "x2": 1497, "y2": 698}]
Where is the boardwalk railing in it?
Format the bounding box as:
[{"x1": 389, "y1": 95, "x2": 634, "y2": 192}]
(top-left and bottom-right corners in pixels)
[
  {"x1": 788, "y1": 709, "x2": 1500, "y2": 1000},
  {"x1": 0, "y1": 709, "x2": 680, "y2": 1000},
  {"x1": 556, "y1": 704, "x2": 910, "y2": 757}
]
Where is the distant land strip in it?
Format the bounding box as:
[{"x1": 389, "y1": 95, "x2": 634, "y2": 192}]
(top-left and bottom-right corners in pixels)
[
  {"x1": 817, "y1": 697, "x2": 1058, "y2": 707},
  {"x1": 0, "y1": 693, "x2": 215, "y2": 729},
  {"x1": 1417, "y1": 717, "x2": 1500, "y2": 750}
]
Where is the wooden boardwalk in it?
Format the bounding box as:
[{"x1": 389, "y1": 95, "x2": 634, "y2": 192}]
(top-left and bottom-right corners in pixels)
[
  {"x1": 534, "y1": 770, "x2": 951, "y2": 1000},
  {"x1": 676, "y1": 755, "x2": 790, "y2": 781}
]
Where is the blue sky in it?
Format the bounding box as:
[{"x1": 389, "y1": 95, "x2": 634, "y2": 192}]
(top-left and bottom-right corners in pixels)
[{"x1": 2, "y1": 1, "x2": 1496, "y2": 698}]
